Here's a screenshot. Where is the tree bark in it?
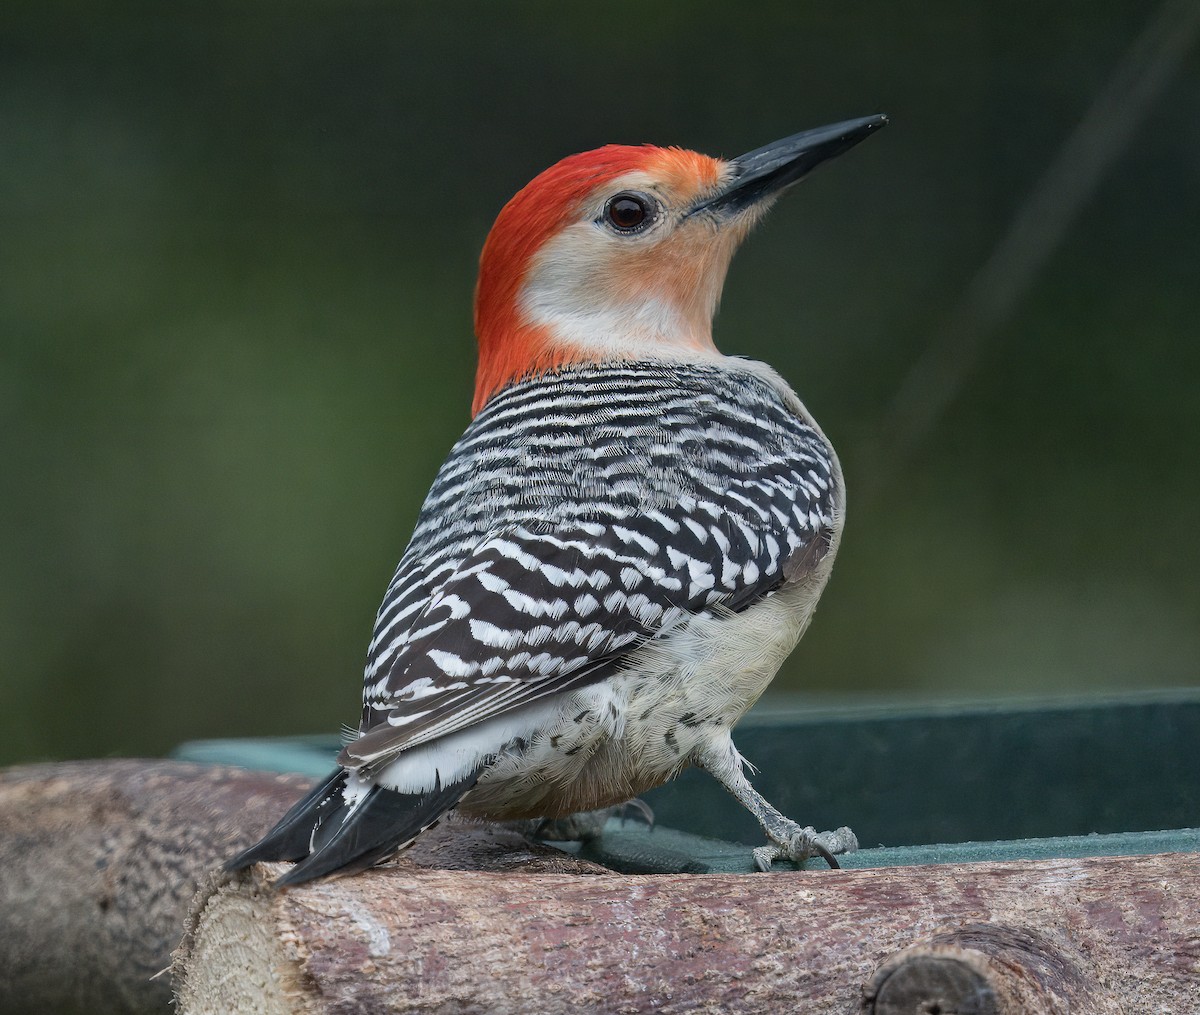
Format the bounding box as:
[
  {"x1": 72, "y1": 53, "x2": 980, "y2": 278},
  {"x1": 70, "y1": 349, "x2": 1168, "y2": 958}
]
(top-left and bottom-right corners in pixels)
[
  {"x1": 0, "y1": 761, "x2": 313, "y2": 1014},
  {"x1": 0, "y1": 760, "x2": 599, "y2": 1014},
  {"x1": 175, "y1": 852, "x2": 1199, "y2": 1014}
]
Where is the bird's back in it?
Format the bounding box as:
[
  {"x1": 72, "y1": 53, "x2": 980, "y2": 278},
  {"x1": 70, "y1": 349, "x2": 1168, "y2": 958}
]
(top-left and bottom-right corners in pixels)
[{"x1": 362, "y1": 359, "x2": 842, "y2": 738}]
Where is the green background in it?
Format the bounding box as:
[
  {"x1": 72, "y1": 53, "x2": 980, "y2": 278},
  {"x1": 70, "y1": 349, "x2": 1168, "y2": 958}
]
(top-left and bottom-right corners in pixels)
[{"x1": 3, "y1": 2, "x2": 1198, "y2": 767}]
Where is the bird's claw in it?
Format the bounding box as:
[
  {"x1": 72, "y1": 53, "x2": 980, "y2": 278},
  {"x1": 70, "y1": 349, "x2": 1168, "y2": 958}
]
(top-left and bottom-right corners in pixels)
[
  {"x1": 753, "y1": 824, "x2": 858, "y2": 872},
  {"x1": 615, "y1": 797, "x2": 655, "y2": 830}
]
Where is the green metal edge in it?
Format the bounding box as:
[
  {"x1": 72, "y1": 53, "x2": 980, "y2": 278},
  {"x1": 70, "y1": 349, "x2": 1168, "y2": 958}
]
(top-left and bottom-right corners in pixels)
[
  {"x1": 566, "y1": 821, "x2": 1200, "y2": 874},
  {"x1": 175, "y1": 735, "x2": 336, "y2": 778}
]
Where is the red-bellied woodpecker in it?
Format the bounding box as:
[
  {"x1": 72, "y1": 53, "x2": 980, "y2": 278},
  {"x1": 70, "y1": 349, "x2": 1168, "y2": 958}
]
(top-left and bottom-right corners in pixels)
[{"x1": 228, "y1": 114, "x2": 888, "y2": 886}]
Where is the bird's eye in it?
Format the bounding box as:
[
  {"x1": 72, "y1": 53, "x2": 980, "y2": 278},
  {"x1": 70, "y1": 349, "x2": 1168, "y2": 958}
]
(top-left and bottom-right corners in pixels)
[{"x1": 604, "y1": 192, "x2": 655, "y2": 233}]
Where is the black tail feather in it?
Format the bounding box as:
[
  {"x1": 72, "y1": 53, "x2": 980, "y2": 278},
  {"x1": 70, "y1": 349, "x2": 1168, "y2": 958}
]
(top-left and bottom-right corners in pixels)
[
  {"x1": 272, "y1": 771, "x2": 479, "y2": 888},
  {"x1": 224, "y1": 769, "x2": 347, "y2": 872}
]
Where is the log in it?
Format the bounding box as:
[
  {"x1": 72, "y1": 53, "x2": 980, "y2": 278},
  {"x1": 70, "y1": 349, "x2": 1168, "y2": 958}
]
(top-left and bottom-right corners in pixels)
[
  {"x1": 0, "y1": 760, "x2": 600, "y2": 1015},
  {"x1": 5, "y1": 760, "x2": 1198, "y2": 1013},
  {"x1": 175, "y1": 852, "x2": 1200, "y2": 1014},
  {"x1": 0, "y1": 761, "x2": 312, "y2": 1014}
]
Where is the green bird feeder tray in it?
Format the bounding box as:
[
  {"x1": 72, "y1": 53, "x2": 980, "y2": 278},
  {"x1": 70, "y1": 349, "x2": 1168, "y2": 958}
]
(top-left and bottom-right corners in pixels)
[{"x1": 174, "y1": 689, "x2": 1200, "y2": 873}]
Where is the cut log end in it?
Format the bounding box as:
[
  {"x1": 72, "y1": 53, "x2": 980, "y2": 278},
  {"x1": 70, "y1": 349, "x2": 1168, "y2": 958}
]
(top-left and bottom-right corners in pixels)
[{"x1": 174, "y1": 866, "x2": 301, "y2": 1015}]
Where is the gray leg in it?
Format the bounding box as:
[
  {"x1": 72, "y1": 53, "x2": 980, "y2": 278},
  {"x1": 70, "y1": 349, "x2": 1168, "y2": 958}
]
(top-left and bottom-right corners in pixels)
[{"x1": 695, "y1": 735, "x2": 857, "y2": 871}]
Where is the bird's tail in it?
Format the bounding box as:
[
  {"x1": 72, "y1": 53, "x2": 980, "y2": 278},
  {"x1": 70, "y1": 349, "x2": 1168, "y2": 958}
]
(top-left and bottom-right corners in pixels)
[{"x1": 224, "y1": 767, "x2": 478, "y2": 888}]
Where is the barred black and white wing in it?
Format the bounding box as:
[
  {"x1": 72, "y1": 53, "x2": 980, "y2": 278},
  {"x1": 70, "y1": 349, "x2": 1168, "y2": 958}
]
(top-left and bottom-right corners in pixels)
[{"x1": 346, "y1": 361, "x2": 838, "y2": 768}]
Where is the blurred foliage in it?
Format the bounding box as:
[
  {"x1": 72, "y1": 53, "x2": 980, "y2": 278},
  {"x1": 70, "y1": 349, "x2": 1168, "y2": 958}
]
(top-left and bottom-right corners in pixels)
[{"x1": 2, "y1": 2, "x2": 1197, "y2": 766}]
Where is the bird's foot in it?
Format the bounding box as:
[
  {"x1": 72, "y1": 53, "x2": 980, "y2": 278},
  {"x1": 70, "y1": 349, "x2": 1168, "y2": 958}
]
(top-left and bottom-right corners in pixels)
[
  {"x1": 524, "y1": 799, "x2": 654, "y2": 842},
  {"x1": 519, "y1": 811, "x2": 606, "y2": 842},
  {"x1": 753, "y1": 823, "x2": 858, "y2": 872}
]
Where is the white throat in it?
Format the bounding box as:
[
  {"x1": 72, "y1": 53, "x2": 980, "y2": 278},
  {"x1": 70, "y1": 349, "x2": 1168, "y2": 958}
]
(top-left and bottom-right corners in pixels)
[{"x1": 517, "y1": 220, "x2": 731, "y2": 362}]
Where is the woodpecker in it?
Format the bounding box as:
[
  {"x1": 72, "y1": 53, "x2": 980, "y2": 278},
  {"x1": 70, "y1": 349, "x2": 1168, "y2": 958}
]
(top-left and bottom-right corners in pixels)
[{"x1": 229, "y1": 113, "x2": 887, "y2": 886}]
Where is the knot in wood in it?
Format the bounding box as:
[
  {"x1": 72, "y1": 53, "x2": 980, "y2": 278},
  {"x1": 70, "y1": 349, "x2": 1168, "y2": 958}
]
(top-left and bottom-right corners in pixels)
[{"x1": 863, "y1": 946, "x2": 999, "y2": 1015}]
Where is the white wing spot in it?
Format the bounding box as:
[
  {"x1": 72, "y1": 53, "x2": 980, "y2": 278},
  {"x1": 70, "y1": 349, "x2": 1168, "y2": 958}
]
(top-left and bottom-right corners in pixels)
[
  {"x1": 387, "y1": 708, "x2": 432, "y2": 727},
  {"x1": 427, "y1": 650, "x2": 478, "y2": 678},
  {"x1": 469, "y1": 619, "x2": 523, "y2": 649},
  {"x1": 441, "y1": 594, "x2": 471, "y2": 620},
  {"x1": 613, "y1": 524, "x2": 659, "y2": 554},
  {"x1": 477, "y1": 570, "x2": 510, "y2": 594}
]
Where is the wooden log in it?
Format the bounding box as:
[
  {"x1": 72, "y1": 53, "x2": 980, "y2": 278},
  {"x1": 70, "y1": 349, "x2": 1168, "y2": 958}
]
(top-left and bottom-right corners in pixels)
[
  {"x1": 0, "y1": 761, "x2": 312, "y2": 1014},
  {"x1": 0, "y1": 760, "x2": 600, "y2": 1015},
  {"x1": 175, "y1": 852, "x2": 1199, "y2": 1014}
]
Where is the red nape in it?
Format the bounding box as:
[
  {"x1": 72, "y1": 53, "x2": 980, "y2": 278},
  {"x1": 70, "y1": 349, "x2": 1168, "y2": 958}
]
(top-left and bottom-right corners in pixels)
[
  {"x1": 472, "y1": 146, "x2": 655, "y2": 414},
  {"x1": 470, "y1": 324, "x2": 588, "y2": 416}
]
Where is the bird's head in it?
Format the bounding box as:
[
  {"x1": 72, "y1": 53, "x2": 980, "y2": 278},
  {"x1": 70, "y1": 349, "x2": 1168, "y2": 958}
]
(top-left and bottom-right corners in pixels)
[{"x1": 472, "y1": 114, "x2": 887, "y2": 414}]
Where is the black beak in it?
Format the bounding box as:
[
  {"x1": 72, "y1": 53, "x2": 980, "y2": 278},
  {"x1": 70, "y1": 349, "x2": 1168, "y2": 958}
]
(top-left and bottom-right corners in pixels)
[{"x1": 689, "y1": 113, "x2": 888, "y2": 216}]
